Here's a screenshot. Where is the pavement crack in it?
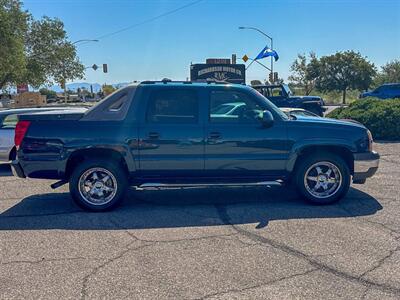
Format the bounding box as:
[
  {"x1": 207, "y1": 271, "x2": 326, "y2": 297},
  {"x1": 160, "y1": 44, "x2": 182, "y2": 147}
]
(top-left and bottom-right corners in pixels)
[
  {"x1": 108, "y1": 217, "x2": 238, "y2": 245},
  {"x1": 214, "y1": 204, "x2": 400, "y2": 296},
  {"x1": 196, "y1": 268, "x2": 318, "y2": 300},
  {"x1": 358, "y1": 245, "x2": 400, "y2": 279},
  {"x1": 1, "y1": 256, "x2": 94, "y2": 266},
  {"x1": 80, "y1": 243, "x2": 150, "y2": 300}
]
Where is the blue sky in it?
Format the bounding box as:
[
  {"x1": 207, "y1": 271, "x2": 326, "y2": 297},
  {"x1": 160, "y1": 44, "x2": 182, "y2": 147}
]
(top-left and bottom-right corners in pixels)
[{"x1": 24, "y1": 0, "x2": 400, "y2": 85}]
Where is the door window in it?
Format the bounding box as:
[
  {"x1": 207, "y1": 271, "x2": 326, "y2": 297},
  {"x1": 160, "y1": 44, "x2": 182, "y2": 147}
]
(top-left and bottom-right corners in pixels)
[
  {"x1": 209, "y1": 91, "x2": 263, "y2": 124},
  {"x1": 146, "y1": 89, "x2": 199, "y2": 124}
]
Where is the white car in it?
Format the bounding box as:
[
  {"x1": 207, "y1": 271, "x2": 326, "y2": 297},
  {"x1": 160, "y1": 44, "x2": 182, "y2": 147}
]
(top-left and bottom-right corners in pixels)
[{"x1": 280, "y1": 107, "x2": 321, "y2": 118}]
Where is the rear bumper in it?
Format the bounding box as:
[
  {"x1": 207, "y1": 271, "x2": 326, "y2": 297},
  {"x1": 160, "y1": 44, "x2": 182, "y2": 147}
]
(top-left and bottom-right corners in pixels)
[
  {"x1": 353, "y1": 151, "x2": 379, "y2": 183},
  {"x1": 11, "y1": 160, "x2": 26, "y2": 178}
]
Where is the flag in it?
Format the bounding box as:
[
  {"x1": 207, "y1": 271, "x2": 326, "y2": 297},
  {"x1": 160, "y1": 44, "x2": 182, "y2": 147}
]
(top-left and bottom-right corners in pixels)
[{"x1": 255, "y1": 45, "x2": 279, "y2": 62}]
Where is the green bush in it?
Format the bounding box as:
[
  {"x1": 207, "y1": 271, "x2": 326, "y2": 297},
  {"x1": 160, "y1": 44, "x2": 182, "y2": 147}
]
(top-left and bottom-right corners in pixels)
[{"x1": 327, "y1": 98, "x2": 400, "y2": 140}]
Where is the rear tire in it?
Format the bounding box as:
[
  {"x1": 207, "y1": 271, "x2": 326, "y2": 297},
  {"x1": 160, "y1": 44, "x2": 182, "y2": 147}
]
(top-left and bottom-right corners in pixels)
[
  {"x1": 69, "y1": 159, "x2": 128, "y2": 211},
  {"x1": 294, "y1": 153, "x2": 350, "y2": 205}
]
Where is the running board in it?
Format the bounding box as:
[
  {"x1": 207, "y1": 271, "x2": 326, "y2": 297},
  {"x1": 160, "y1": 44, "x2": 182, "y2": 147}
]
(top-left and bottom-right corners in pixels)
[{"x1": 137, "y1": 181, "x2": 282, "y2": 189}]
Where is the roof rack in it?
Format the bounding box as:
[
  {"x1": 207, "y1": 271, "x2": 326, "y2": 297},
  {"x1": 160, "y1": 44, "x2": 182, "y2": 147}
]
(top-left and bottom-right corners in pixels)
[{"x1": 140, "y1": 79, "x2": 230, "y2": 85}]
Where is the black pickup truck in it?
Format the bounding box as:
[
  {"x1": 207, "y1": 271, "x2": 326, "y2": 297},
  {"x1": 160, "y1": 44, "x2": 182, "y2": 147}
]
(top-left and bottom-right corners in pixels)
[
  {"x1": 253, "y1": 84, "x2": 326, "y2": 116},
  {"x1": 12, "y1": 81, "x2": 379, "y2": 211}
]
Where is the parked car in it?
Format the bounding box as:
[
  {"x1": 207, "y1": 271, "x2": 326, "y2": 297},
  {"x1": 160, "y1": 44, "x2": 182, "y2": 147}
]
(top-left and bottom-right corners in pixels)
[
  {"x1": 360, "y1": 83, "x2": 400, "y2": 99},
  {"x1": 280, "y1": 107, "x2": 320, "y2": 118},
  {"x1": 11, "y1": 81, "x2": 379, "y2": 211},
  {"x1": 0, "y1": 107, "x2": 87, "y2": 162},
  {"x1": 252, "y1": 84, "x2": 326, "y2": 116}
]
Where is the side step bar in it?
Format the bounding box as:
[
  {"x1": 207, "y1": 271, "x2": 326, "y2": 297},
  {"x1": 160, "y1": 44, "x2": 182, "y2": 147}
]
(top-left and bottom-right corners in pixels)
[{"x1": 137, "y1": 181, "x2": 282, "y2": 189}]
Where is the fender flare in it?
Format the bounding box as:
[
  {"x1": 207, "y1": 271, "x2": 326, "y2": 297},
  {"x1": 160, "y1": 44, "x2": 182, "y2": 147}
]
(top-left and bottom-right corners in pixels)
[{"x1": 286, "y1": 139, "x2": 356, "y2": 173}]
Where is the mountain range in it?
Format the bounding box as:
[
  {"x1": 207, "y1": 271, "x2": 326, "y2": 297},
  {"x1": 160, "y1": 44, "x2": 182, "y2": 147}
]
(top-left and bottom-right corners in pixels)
[{"x1": 49, "y1": 82, "x2": 131, "y2": 93}]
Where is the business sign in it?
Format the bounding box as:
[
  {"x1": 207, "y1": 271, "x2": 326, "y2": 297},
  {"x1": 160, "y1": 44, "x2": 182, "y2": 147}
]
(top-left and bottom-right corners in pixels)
[
  {"x1": 206, "y1": 58, "x2": 231, "y2": 64},
  {"x1": 190, "y1": 64, "x2": 246, "y2": 84},
  {"x1": 17, "y1": 84, "x2": 29, "y2": 94}
]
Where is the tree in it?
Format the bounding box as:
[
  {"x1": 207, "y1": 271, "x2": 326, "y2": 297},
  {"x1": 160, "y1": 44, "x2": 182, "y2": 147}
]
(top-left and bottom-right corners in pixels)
[
  {"x1": 250, "y1": 80, "x2": 263, "y2": 86},
  {"x1": 102, "y1": 84, "x2": 116, "y2": 95},
  {"x1": 288, "y1": 52, "x2": 318, "y2": 95},
  {"x1": 314, "y1": 51, "x2": 376, "y2": 104},
  {"x1": 0, "y1": 1, "x2": 84, "y2": 90},
  {"x1": 0, "y1": 0, "x2": 28, "y2": 89},
  {"x1": 374, "y1": 60, "x2": 400, "y2": 86},
  {"x1": 39, "y1": 87, "x2": 56, "y2": 98}
]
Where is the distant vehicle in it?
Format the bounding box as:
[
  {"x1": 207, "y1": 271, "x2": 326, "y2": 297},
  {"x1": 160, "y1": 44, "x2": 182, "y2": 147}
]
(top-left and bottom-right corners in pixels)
[
  {"x1": 280, "y1": 107, "x2": 320, "y2": 118},
  {"x1": 360, "y1": 83, "x2": 400, "y2": 99},
  {"x1": 211, "y1": 102, "x2": 247, "y2": 119},
  {"x1": 252, "y1": 84, "x2": 326, "y2": 116},
  {"x1": 12, "y1": 81, "x2": 379, "y2": 211},
  {"x1": 0, "y1": 107, "x2": 86, "y2": 162}
]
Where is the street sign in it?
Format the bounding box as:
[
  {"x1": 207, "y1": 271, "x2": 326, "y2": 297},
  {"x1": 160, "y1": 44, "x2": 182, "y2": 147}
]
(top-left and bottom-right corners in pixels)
[
  {"x1": 242, "y1": 55, "x2": 249, "y2": 63},
  {"x1": 103, "y1": 64, "x2": 108, "y2": 73},
  {"x1": 92, "y1": 64, "x2": 98, "y2": 71}
]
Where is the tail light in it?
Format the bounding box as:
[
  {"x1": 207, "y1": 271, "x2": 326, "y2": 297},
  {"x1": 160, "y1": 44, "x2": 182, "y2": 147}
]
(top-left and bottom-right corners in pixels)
[{"x1": 14, "y1": 121, "x2": 31, "y2": 149}]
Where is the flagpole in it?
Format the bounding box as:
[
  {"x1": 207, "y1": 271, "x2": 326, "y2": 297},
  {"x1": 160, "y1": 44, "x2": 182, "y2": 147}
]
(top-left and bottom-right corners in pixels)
[{"x1": 239, "y1": 26, "x2": 274, "y2": 82}]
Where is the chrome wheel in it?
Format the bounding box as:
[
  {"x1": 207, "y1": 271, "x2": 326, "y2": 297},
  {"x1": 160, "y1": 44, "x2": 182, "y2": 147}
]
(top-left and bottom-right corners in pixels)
[
  {"x1": 78, "y1": 167, "x2": 118, "y2": 206},
  {"x1": 304, "y1": 161, "x2": 342, "y2": 199}
]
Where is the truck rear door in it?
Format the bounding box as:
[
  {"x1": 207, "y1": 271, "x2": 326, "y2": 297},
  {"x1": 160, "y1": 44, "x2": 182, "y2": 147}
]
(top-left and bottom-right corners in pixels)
[{"x1": 137, "y1": 87, "x2": 205, "y2": 177}]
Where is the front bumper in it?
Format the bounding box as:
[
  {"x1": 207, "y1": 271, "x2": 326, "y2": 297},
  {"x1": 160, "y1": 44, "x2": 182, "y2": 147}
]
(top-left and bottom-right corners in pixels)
[
  {"x1": 11, "y1": 160, "x2": 26, "y2": 178},
  {"x1": 353, "y1": 151, "x2": 379, "y2": 183}
]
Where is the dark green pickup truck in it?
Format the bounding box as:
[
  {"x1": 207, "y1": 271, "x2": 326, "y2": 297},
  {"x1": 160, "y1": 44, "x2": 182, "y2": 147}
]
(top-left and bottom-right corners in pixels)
[{"x1": 12, "y1": 81, "x2": 379, "y2": 211}]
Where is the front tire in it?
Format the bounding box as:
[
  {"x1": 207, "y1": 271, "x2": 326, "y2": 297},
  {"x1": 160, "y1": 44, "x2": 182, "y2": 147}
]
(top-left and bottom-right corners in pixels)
[
  {"x1": 69, "y1": 159, "x2": 128, "y2": 211},
  {"x1": 294, "y1": 153, "x2": 350, "y2": 205}
]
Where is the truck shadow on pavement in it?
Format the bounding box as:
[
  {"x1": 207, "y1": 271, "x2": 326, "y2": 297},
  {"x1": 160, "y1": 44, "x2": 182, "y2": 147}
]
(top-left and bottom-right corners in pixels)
[{"x1": 0, "y1": 186, "x2": 382, "y2": 231}]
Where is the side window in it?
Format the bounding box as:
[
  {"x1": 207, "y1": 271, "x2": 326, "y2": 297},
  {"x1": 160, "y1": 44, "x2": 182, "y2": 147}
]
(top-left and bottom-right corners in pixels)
[
  {"x1": 209, "y1": 91, "x2": 264, "y2": 124},
  {"x1": 1, "y1": 114, "x2": 18, "y2": 128},
  {"x1": 146, "y1": 89, "x2": 198, "y2": 124}
]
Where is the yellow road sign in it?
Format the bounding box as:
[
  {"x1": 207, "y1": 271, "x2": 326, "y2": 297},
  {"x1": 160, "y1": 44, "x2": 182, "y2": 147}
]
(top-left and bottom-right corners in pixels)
[{"x1": 242, "y1": 54, "x2": 249, "y2": 63}]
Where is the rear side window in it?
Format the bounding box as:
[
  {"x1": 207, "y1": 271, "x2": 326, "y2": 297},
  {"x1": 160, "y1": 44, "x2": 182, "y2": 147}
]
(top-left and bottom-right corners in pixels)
[
  {"x1": 1, "y1": 114, "x2": 18, "y2": 128},
  {"x1": 146, "y1": 89, "x2": 198, "y2": 124}
]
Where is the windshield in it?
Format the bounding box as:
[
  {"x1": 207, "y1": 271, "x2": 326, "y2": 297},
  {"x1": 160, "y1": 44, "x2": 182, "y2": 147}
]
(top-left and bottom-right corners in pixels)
[{"x1": 282, "y1": 84, "x2": 292, "y2": 96}]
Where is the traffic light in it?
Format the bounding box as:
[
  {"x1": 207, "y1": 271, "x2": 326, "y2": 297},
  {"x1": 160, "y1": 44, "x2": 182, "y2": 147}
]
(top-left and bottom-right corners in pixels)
[
  {"x1": 269, "y1": 72, "x2": 273, "y2": 83},
  {"x1": 103, "y1": 64, "x2": 108, "y2": 73},
  {"x1": 274, "y1": 72, "x2": 278, "y2": 82}
]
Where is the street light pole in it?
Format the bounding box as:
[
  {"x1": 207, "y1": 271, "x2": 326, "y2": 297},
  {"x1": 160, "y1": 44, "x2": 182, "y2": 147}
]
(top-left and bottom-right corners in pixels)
[
  {"x1": 239, "y1": 26, "x2": 274, "y2": 82},
  {"x1": 64, "y1": 39, "x2": 99, "y2": 103}
]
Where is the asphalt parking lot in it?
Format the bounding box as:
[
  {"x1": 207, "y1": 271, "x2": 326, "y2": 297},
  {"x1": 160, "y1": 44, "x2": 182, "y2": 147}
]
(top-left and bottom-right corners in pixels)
[{"x1": 0, "y1": 142, "x2": 399, "y2": 299}]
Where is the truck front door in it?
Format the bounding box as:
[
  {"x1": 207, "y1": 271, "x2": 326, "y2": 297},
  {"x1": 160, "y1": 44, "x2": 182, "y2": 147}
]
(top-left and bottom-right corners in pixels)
[{"x1": 205, "y1": 88, "x2": 288, "y2": 180}]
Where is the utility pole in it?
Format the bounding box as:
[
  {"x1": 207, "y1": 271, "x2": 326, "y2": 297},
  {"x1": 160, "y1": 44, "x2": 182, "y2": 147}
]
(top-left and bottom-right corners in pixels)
[{"x1": 63, "y1": 39, "x2": 99, "y2": 104}]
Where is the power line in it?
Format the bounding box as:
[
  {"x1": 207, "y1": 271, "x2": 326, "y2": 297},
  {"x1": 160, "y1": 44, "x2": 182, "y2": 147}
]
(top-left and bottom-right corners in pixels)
[{"x1": 91, "y1": 0, "x2": 204, "y2": 42}]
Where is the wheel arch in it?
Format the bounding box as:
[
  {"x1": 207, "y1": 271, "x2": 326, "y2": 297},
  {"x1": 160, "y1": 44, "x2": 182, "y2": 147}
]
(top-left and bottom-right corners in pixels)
[
  {"x1": 64, "y1": 147, "x2": 131, "y2": 180},
  {"x1": 288, "y1": 144, "x2": 355, "y2": 175}
]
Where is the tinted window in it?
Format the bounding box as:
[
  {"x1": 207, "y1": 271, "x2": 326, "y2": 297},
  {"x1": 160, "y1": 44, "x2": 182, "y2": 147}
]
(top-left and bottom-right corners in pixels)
[
  {"x1": 209, "y1": 91, "x2": 263, "y2": 123},
  {"x1": 146, "y1": 89, "x2": 198, "y2": 124}
]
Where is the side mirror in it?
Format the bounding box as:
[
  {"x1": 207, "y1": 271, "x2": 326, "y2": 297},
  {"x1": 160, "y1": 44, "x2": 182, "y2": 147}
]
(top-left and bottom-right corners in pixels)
[{"x1": 261, "y1": 111, "x2": 274, "y2": 128}]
